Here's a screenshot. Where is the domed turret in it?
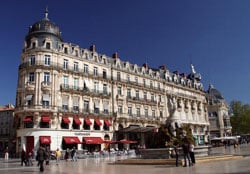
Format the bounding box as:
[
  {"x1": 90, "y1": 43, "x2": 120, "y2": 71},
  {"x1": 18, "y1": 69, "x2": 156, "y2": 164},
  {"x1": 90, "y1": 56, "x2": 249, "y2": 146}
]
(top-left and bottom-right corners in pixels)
[
  {"x1": 206, "y1": 84, "x2": 225, "y2": 104},
  {"x1": 25, "y1": 8, "x2": 63, "y2": 48}
]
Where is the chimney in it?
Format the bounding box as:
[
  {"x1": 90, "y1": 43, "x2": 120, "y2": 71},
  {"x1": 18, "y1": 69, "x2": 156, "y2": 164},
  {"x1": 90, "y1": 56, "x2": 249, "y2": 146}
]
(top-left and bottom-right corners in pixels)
[
  {"x1": 112, "y1": 52, "x2": 118, "y2": 59},
  {"x1": 90, "y1": 45, "x2": 96, "y2": 52}
]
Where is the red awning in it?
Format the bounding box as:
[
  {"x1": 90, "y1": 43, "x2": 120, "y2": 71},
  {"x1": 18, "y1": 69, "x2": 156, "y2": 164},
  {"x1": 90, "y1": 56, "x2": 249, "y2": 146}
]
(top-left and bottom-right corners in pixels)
[
  {"x1": 40, "y1": 136, "x2": 51, "y2": 144},
  {"x1": 41, "y1": 116, "x2": 50, "y2": 122},
  {"x1": 95, "y1": 119, "x2": 102, "y2": 126},
  {"x1": 119, "y1": 139, "x2": 137, "y2": 144},
  {"x1": 73, "y1": 117, "x2": 81, "y2": 125},
  {"x1": 83, "y1": 137, "x2": 103, "y2": 144},
  {"x1": 63, "y1": 137, "x2": 81, "y2": 144},
  {"x1": 62, "y1": 116, "x2": 70, "y2": 124},
  {"x1": 103, "y1": 140, "x2": 117, "y2": 144},
  {"x1": 23, "y1": 116, "x2": 32, "y2": 123},
  {"x1": 84, "y1": 117, "x2": 92, "y2": 125},
  {"x1": 104, "y1": 119, "x2": 112, "y2": 126}
]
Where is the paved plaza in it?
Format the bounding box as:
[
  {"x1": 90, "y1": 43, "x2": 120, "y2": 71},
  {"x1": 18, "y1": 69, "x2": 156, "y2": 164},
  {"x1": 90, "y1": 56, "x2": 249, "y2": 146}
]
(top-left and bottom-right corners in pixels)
[{"x1": 0, "y1": 144, "x2": 250, "y2": 174}]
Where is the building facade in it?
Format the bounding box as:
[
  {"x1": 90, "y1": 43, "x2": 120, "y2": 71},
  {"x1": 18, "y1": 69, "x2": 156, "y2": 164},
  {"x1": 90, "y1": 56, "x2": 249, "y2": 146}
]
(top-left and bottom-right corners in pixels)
[
  {"x1": 15, "y1": 9, "x2": 209, "y2": 154},
  {"x1": 206, "y1": 84, "x2": 232, "y2": 138},
  {"x1": 0, "y1": 104, "x2": 15, "y2": 157}
]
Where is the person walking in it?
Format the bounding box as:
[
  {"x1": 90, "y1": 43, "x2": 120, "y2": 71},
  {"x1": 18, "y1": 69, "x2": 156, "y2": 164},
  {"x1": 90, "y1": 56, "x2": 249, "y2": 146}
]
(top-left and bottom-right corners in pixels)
[
  {"x1": 55, "y1": 148, "x2": 61, "y2": 165},
  {"x1": 174, "y1": 143, "x2": 179, "y2": 167},
  {"x1": 71, "y1": 147, "x2": 77, "y2": 162},
  {"x1": 21, "y1": 149, "x2": 27, "y2": 166},
  {"x1": 189, "y1": 142, "x2": 196, "y2": 166},
  {"x1": 4, "y1": 147, "x2": 9, "y2": 160},
  {"x1": 182, "y1": 137, "x2": 192, "y2": 167},
  {"x1": 64, "y1": 148, "x2": 69, "y2": 161},
  {"x1": 27, "y1": 151, "x2": 33, "y2": 166},
  {"x1": 37, "y1": 146, "x2": 47, "y2": 172}
]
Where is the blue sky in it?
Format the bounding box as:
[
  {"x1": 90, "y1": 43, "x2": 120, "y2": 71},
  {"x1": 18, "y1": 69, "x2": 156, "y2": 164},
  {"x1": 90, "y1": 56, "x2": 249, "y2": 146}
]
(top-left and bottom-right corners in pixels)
[{"x1": 0, "y1": 0, "x2": 250, "y2": 106}]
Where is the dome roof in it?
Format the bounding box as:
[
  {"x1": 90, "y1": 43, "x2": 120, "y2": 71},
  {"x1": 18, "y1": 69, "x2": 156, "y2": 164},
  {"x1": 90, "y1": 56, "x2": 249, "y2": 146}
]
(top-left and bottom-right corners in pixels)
[
  {"x1": 206, "y1": 84, "x2": 224, "y2": 102},
  {"x1": 25, "y1": 8, "x2": 63, "y2": 42}
]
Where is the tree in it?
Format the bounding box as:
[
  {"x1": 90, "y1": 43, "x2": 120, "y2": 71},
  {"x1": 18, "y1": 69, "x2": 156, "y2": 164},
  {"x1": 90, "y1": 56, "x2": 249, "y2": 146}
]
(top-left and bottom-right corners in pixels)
[{"x1": 230, "y1": 100, "x2": 250, "y2": 135}]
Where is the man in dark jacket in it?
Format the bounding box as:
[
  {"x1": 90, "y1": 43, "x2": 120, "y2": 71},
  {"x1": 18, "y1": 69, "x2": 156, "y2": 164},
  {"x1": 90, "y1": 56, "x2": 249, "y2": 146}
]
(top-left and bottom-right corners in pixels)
[
  {"x1": 37, "y1": 146, "x2": 47, "y2": 172},
  {"x1": 182, "y1": 137, "x2": 192, "y2": 167}
]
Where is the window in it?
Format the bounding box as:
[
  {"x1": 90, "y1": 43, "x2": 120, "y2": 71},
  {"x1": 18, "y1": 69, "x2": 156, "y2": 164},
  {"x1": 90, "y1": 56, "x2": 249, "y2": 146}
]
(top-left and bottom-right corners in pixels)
[
  {"x1": 117, "y1": 86, "x2": 122, "y2": 95},
  {"x1": 29, "y1": 55, "x2": 35, "y2": 65},
  {"x1": 127, "y1": 89, "x2": 131, "y2": 99},
  {"x1": 151, "y1": 93, "x2": 154, "y2": 102},
  {"x1": 127, "y1": 74, "x2": 130, "y2": 82},
  {"x1": 118, "y1": 105, "x2": 122, "y2": 113},
  {"x1": 63, "y1": 59, "x2": 68, "y2": 70},
  {"x1": 83, "y1": 100, "x2": 89, "y2": 113},
  {"x1": 63, "y1": 76, "x2": 69, "y2": 88},
  {"x1": 103, "y1": 84, "x2": 108, "y2": 94},
  {"x1": 152, "y1": 110, "x2": 155, "y2": 118},
  {"x1": 83, "y1": 64, "x2": 88, "y2": 74},
  {"x1": 73, "y1": 96, "x2": 79, "y2": 113},
  {"x1": 44, "y1": 55, "x2": 51, "y2": 66},
  {"x1": 117, "y1": 72, "x2": 121, "y2": 81},
  {"x1": 143, "y1": 79, "x2": 146, "y2": 87},
  {"x1": 94, "y1": 101, "x2": 100, "y2": 114},
  {"x1": 158, "y1": 82, "x2": 160, "y2": 90},
  {"x1": 136, "y1": 90, "x2": 139, "y2": 99},
  {"x1": 135, "y1": 76, "x2": 138, "y2": 84},
  {"x1": 144, "y1": 92, "x2": 147, "y2": 100},
  {"x1": 43, "y1": 72, "x2": 50, "y2": 86},
  {"x1": 145, "y1": 109, "x2": 148, "y2": 118},
  {"x1": 128, "y1": 107, "x2": 132, "y2": 116},
  {"x1": 158, "y1": 95, "x2": 162, "y2": 102},
  {"x1": 94, "y1": 82, "x2": 99, "y2": 93},
  {"x1": 42, "y1": 100, "x2": 49, "y2": 108},
  {"x1": 62, "y1": 96, "x2": 68, "y2": 111},
  {"x1": 103, "y1": 69, "x2": 107, "y2": 79},
  {"x1": 93, "y1": 67, "x2": 98, "y2": 76},
  {"x1": 74, "y1": 62, "x2": 79, "y2": 72},
  {"x1": 150, "y1": 81, "x2": 153, "y2": 89},
  {"x1": 29, "y1": 72, "x2": 35, "y2": 82},
  {"x1": 46, "y1": 42, "x2": 51, "y2": 49},
  {"x1": 73, "y1": 78, "x2": 79, "y2": 90},
  {"x1": 64, "y1": 47, "x2": 68, "y2": 54},
  {"x1": 103, "y1": 101, "x2": 109, "y2": 114},
  {"x1": 136, "y1": 108, "x2": 140, "y2": 117},
  {"x1": 160, "y1": 111, "x2": 163, "y2": 118}
]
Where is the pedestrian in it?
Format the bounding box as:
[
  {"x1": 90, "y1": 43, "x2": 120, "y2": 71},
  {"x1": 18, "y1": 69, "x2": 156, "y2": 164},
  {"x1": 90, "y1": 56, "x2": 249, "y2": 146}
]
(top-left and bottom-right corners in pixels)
[
  {"x1": 174, "y1": 143, "x2": 179, "y2": 167},
  {"x1": 55, "y1": 148, "x2": 61, "y2": 165},
  {"x1": 182, "y1": 137, "x2": 192, "y2": 167},
  {"x1": 64, "y1": 148, "x2": 69, "y2": 161},
  {"x1": 37, "y1": 146, "x2": 47, "y2": 172},
  {"x1": 45, "y1": 147, "x2": 51, "y2": 165},
  {"x1": 21, "y1": 149, "x2": 27, "y2": 166},
  {"x1": 27, "y1": 151, "x2": 33, "y2": 166},
  {"x1": 4, "y1": 147, "x2": 9, "y2": 160},
  {"x1": 189, "y1": 142, "x2": 196, "y2": 166},
  {"x1": 71, "y1": 147, "x2": 77, "y2": 162}
]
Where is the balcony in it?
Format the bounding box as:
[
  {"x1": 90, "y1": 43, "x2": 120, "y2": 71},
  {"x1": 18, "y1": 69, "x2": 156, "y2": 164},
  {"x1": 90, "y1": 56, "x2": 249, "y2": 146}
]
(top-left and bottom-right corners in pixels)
[
  {"x1": 25, "y1": 81, "x2": 35, "y2": 91},
  {"x1": 41, "y1": 81, "x2": 51, "y2": 91}
]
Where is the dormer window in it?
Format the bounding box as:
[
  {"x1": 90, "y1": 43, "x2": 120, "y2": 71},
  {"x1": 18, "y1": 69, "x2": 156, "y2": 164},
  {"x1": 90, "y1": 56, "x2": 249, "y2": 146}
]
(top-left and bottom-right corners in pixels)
[
  {"x1": 64, "y1": 47, "x2": 68, "y2": 54},
  {"x1": 46, "y1": 42, "x2": 51, "y2": 49},
  {"x1": 32, "y1": 42, "x2": 36, "y2": 48}
]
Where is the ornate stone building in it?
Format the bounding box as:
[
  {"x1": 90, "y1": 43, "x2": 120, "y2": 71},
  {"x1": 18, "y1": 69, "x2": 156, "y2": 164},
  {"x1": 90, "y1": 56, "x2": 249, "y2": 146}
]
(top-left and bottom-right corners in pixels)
[
  {"x1": 206, "y1": 84, "x2": 232, "y2": 138},
  {"x1": 15, "y1": 9, "x2": 209, "y2": 154}
]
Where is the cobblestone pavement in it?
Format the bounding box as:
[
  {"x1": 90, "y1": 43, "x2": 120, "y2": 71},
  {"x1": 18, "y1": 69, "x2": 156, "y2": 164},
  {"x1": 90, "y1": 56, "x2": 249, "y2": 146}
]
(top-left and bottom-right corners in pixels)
[{"x1": 0, "y1": 144, "x2": 250, "y2": 174}]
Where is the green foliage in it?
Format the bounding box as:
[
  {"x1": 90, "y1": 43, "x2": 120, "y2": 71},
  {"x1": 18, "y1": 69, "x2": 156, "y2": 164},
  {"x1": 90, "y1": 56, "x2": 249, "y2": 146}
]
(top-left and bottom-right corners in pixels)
[{"x1": 230, "y1": 100, "x2": 250, "y2": 135}]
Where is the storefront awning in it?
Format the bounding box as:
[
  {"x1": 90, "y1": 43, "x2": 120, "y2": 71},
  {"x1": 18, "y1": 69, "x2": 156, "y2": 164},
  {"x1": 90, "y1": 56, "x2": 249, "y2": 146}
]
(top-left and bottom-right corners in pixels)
[
  {"x1": 63, "y1": 137, "x2": 81, "y2": 144},
  {"x1": 23, "y1": 116, "x2": 32, "y2": 123},
  {"x1": 40, "y1": 136, "x2": 51, "y2": 144},
  {"x1": 73, "y1": 117, "x2": 81, "y2": 125},
  {"x1": 62, "y1": 116, "x2": 70, "y2": 124},
  {"x1": 94, "y1": 119, "x2": 102, "y2": 126},
  {"x1": 83, "y1": 137, "x2": 103, "y2": 144},
  {"x1": 104, "y1": 119, "x2": 112, "y2": 126},
  {"x1": 84, "y1": 117, "x2": 92, "y2": 125},
  {"x1": 41, "y1": 116, "x2": 50, "y2": 122},
  {"x1": 119, "y1": 139, "x2": 137, "y2": 144}
]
